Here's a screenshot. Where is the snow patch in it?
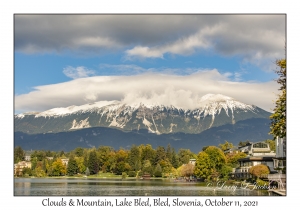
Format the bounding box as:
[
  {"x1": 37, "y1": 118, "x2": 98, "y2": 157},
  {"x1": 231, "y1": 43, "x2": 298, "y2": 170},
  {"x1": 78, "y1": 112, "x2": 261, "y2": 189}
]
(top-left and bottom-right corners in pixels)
[
  {"x1": 35, "y1": 100, "x2": 119, "y2": 117},
  {"x1": 70, "y1": 118, "x2": 90, "y2": 130},
  {"x1": 143, "y1": 117, "x2": 152, "y2": 127},
  {"x1": 109, "y1": 117, "x2": 124, "y2": 128},
  {"x1": 169, "y1": 123, "x2": 177, "y2": 132},
  {"x1": 143, "y1": 117, "x2": 156, "y2": 133}
]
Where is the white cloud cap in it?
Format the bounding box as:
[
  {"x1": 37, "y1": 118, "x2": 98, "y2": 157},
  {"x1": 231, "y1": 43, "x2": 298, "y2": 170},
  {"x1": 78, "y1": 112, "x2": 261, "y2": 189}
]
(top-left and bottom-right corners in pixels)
[{"x1": 15, "y1": 69, "x2": 279, "y2": 113}]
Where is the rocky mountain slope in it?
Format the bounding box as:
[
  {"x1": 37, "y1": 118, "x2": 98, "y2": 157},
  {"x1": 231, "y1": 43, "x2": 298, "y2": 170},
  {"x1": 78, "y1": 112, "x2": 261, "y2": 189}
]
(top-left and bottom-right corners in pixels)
[{"x1": 15, "y1": 94, "x2": 271, "y2": 135}]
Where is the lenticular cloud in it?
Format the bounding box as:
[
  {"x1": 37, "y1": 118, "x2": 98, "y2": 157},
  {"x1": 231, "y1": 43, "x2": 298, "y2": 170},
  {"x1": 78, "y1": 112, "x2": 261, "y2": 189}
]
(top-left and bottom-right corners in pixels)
[{"x1": 15, "y1": 70, "x2": 279, "y2": 113}]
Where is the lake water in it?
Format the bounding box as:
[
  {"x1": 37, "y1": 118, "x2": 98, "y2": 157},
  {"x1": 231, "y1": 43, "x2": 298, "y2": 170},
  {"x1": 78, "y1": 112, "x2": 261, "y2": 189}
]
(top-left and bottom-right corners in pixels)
[{"x1": 14, "y1": 178, "x2": 272, "y2": 196}]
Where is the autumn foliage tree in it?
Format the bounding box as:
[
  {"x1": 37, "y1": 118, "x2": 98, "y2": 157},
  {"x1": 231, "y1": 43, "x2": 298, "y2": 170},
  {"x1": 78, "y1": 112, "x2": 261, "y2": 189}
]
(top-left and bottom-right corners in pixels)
[
  {"x1": 180, "y1": 163, "x2": 195, "y2": 179},
  {"x1": 249, "y1": 164, "x2": 270, "y2": 178},
  {"x1": 226, "y1": 152, "x2": 247, "y2": 168},
  {"x1": 203, "y1": 146, "x2": 226, "y2": 170},
  {"x1": 51, "y1": 159, "x2": 66, "y2": 176},
  {"x1": 219, "y1": 141, "x2": 233, "y2": 151},
  {"x1": 194, "y1": 152, "x2": 212, "y2": 179},
  {"x1": 194, "y1": 146, "x2": 227, "y2": 180}
]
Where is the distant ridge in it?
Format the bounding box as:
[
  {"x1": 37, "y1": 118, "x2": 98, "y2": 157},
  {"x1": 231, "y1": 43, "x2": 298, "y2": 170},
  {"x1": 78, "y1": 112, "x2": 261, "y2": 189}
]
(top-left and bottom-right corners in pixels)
[{"x1": 14, "y1": 118, "x2": 272, "y2": 153}]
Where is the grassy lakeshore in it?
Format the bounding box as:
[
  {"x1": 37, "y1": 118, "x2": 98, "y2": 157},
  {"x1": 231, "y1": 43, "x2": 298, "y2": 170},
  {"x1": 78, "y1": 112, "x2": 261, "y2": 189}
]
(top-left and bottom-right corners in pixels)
[{"x1": 15, "y1": 172, "x2": 171, "y2": 180}]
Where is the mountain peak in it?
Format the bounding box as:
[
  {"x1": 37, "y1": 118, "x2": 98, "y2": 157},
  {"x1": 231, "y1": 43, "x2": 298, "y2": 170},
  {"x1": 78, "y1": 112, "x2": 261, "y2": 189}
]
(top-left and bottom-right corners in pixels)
[
  {"x1": 15, "y1": 93, "x2": 271, "y2": 135},
  {"x1": 17, "y1": 93, "x2": 256, "y2": 118},
  {"x1": 200, "y1": 93, "x2": 234, "y2": 102}
]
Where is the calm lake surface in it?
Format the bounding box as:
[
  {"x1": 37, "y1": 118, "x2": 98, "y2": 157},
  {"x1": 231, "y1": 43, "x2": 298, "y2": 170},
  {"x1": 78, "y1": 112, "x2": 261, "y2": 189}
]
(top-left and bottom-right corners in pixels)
[{"x1": 14, "y1": 178, "x2": 271, "y2": 196}]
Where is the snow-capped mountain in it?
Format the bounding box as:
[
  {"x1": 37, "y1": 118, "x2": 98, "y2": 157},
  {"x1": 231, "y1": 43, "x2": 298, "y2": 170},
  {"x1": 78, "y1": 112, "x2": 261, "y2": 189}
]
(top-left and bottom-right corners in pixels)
[{"x1": 15, "y1": 94, "x2": 271, "y2": 135}]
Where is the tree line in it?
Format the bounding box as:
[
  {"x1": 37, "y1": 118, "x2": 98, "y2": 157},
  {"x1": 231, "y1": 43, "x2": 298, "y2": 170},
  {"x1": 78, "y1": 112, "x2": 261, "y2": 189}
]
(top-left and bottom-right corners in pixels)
[
  {"x1": 14, "y1": 144, "x2": 197, "y2": 178},
  {"x1": 15, "y1": 139, "x2": 272, "y2": 180}
]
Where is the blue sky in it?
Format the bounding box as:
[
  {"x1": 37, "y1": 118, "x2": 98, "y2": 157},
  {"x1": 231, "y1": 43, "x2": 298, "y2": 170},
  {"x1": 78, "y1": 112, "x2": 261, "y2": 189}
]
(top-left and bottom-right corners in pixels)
[{"x1": 14, "y1": 14, "x2": 285, "y2": 113}]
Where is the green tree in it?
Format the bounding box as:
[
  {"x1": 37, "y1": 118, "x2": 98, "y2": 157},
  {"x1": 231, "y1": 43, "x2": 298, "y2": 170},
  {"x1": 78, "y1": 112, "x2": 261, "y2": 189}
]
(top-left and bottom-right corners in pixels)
[
  {"x1": 226, "y1": 152, "x2": 247, "y2": 168},
  {"x1": 140, "y1": 144, "x2": 155, "y2": 165},
  {"x1": 238, "y1": 140, "x2": 250, "y2": 147},
  {"x1": 75, "y1": 157, "x2": 86, "y2": 174},
  {"x1": 31, "y1": 157, "x2": 38, "y2": 170},
  {"x1": 59, "y1": 150, "x2": 65, "y2": 157},
  {"x1": 33, "y1": 166, "x2": 46, "y2": 177},
  {"x1": 85, "y1": 167, "x2": 90, "y2": 176},
  {"x1": 14, "y1": 146, "x2": 25, "y2": 163},
  {"x1": 265, "y1": 139, "x2": 276, "y2": 152},
  {"x1": 45, "y1": 150, "x2": 53, "y2": 157},
  {"x1": 178, "y1": 149, "x2": 196, "y2": 165},
  {"x1": 88, "y1": 150, "x2": 99, "y2": 175},
  {"x1": 219, "y1": 141, "x2": 234, "y2": 151},
  {"x1": 203, "y1": 146, "x2": 226, "y2": 170},
  {"x1": 43, "y1": 158, "x2": 52, "y2": 175},
  {"x1": 219, "y1": 165, "x2": 232, "y2": 180},
  {"x1": 122, "y1": 172, "x2": 127, "y2": 179},
  {"x1": 128, "y1": 145, "x2": 141, "y2": 172},
  {"x1": 74, "y1": 147, "x2": 84, "y2": 157},
  {"x1": 270, "y1": 58, "x2": 286, "y2": 139},
  {"x1": 155, "y1": 146, "x2": 166, "y2": 165},
  {"x1": 202, "y1": 146, "x2": 209, "y2": 151},
  {"x1": 97, "y1": 146, "x2": 114, "y2": 172},
  {"x1": 22, "y1": 167, "x2": 32, "y2": 177},
  {"x1": 67, "y1": 154, "x2": 79, "y2": 176},
  {"x1": 158, "y1": 159, "x2": 173, "y2": 175},
  {"x1": 171, "y1": 148, "x2": 180, "y2": 168},
  {"x1": 113, "y1": 149, "x2": 130, "y2": 175},
  {"x1": 154, "y1": 163, "x2": 162, "y2": 177},
  {"x1": 105, "y1": 151, "x2": 117, "y2": 172},
  {"x1": 31, "y1": 150, "x2": 46, "y2": 161},
  {"x1": 142, "y1": 159, "x2": 153, "y2": 175},
  {"x1": 83, "y1": 150, "x2": 89, "y2": 170},
  {"x1": 166, "y1": 144, "x2": 172, "y2": 162}
]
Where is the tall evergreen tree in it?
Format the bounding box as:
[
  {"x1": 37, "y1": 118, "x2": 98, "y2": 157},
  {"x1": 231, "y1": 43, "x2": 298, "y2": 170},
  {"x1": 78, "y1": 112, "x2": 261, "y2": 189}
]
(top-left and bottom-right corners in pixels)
[
  {"x1": 67, "y1": 154, "x2": 79, "y2": 176},
  {"x1": 155, "y1": 146, "x2": 166, "y2": 165},
  {"x1": 178, "y1": 149, "x2": 195, "y2": 165},
  {"x1": 142, "y1": 160, "x2": 153, "y2": 175},
  {"x1": 140, "y1": 144, "x2": 156, "y2": 165},
  {"x1": 88, "y1": 150, "x2": 99, "y2": 175},
  {"x1": 97, "y1": 146, "x2": 114, "y2": 172},
  {"x1": 128, "y1": 145, "x2": 141, "y2": 172},
  {"x1": 171, "y1": 148, "x2": 179, "y2": 168},
  {"x1": 74, "y1": 147, "x2": 84, "y2": 157},
  {"x1": 270, "y1": 59, "x2": 286, "y2": 139},
  {"x1": 166, "y1": 144, "x2": 172, "y2": 162},
  {"x1": 154, "y1": 163, "x2": 162, "y2": 177},
  {"x1": 14, "y1": 146, "x2": 25, "y2": 163}
]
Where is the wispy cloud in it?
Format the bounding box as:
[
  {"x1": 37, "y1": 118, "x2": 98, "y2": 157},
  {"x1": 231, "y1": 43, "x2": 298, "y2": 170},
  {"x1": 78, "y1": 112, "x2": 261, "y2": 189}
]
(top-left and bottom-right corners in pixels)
[
  {"x1": 99, "y1": 64, "x2": 151, "y2": 75},
  {"x1": 15, "y1": 69, "x2": 279, "y2": 113},
  {"x1": 125, "y1": 26, "x2": 214, "y2": 59},
  {"x1": 98, "y1": 64, "x2": 202, "y2": 75},
  {"x1": 63, "y1": 66, "x2": 96, "y2": 79}
]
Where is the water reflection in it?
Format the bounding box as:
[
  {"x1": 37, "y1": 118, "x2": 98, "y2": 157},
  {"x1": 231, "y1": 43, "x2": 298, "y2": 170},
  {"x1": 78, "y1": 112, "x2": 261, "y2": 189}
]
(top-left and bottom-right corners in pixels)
[
  {"x1": 14, "y1": 178, "x2": 270, "y2": 196},
  {"x1": 15, "y1": 180, "x2": 31, "y2": 195}
]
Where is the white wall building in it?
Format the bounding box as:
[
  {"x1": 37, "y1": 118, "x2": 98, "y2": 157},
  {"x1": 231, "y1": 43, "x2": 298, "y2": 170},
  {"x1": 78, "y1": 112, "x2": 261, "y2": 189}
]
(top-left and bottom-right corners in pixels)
[{"x1": 273, "y1": 137, "x2": 286, "y2": 169}]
